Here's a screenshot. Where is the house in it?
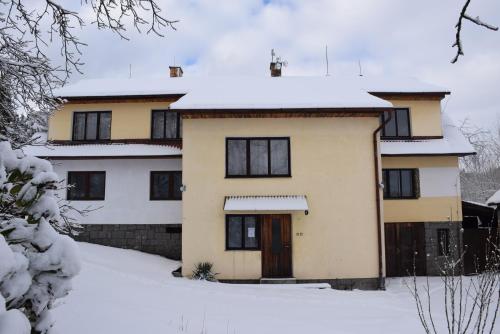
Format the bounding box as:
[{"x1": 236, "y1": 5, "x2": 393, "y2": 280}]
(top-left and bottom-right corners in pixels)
[{"x1": 25, "y1": 65, "x2": 475, "y2": 289}]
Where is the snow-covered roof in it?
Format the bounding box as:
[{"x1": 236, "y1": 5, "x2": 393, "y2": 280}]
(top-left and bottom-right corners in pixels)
[
  {"x1": 486, "y1": 190, "x2": 500, "y2": 206},
  {"x1": 380, "y1": 114, "x2": 475, "y2": 156},
  {"x1": 55, "y1": 75, "x2": 447, "y2": 110},
  {"x1": 360, "y1": 76, "x2": 449, "y2": 94},
  {"x1": 224, "y1": 195, "x2": 309, "y2": 211},
  {"x1": 55, "y1": 77, "x2": 194, "y2": 98},
  {"x1": 169, "y1": 77, "x2": 391, "y2": 109},
  {"x1": 462, "y1": 200, "x2": 494, "y2": 209},
  {"x1": 23, "y1": 143, "x2": 181, "y2": 158}
]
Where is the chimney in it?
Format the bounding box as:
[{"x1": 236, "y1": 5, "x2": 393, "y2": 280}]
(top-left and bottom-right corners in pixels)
[
  {"x1": 169, "y1": 66, "x2": 183, "y2": 78},
  {"x1": 269, "y1": 49, "x2": 286, "y2": 77},
  {"x1": 270, "y1": 62, "x2": 282, "y2": 77}
]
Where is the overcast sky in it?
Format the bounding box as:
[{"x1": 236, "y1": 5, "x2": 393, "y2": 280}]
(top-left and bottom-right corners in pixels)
[{"x1": 62, "y1": 0, "x2": 500, "y2": 129}]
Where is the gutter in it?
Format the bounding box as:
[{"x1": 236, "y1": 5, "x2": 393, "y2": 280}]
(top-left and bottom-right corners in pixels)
[{"x1": 372, "y1": 109, "x2": 394, "y2": 290}]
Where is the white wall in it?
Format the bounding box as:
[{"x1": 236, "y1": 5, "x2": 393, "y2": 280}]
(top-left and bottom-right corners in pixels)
[
  {"x1": 52, "y1": 158, "x2": 182, "y2": 225},
  {"x1": 420, "y1": 167, "x2": 460, "y2": 198}
]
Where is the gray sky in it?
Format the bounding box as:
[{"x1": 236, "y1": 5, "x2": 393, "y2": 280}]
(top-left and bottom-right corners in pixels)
[{"x1": 64, "y1": 0, "x2": 500, "y2": 129}]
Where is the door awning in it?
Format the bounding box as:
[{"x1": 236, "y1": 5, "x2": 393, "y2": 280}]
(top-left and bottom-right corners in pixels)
[{"x1": 223, "y1": 195, "x2": 309, "y2": 212}]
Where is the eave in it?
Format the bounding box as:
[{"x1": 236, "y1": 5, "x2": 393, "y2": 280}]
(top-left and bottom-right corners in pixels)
[
  {"x1": 59, "y1": 94, "x2": 185, "y2": 104},
  {"x1": 369, "y1": 92, "x2": 450, "y2": 101}
]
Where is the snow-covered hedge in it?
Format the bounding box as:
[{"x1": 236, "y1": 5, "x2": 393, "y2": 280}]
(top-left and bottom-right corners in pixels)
[{"x1": 0, "y1": 141, "x2": 81, "y2": 333}]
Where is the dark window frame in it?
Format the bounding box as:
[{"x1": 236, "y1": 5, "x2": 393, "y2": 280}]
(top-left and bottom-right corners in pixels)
[
  {"x1": 67, "y1": 171, "x2": 106, "y2": 201},
  {"x1": 225, "y1": 137, "x2": 291, "y2": 178},
  {"x1": 380, "y1": 108, "x2": 411, "y2": 139},
  {"x1": 72, "y1": 111, "x2": 112, "y2": 141},
  {"x1": 149, "y1": 171, "x2": 182, "y2": 201},
  {"x1": 225, "y1": 214, "x2": 261, "y2": 251},
  {"x1": 437, "y1": 228, "x2": 450, "y2": 256},
  {"x1": 150, "y1": 110, "x2": 182, "y2": 140},
  {"x1": 382, "y1": 168, "x2": 419, "y2": 200}
]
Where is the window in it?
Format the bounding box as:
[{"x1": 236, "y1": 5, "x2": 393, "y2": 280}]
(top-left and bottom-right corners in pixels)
[
  {"x1": 67, "y1": 171, "x2": 106, "y2": 200},
  {"x1": 226, "y1": 138, "x2": 290, "y2": 177},
  {"x1": 437, "y1": 229, "x2": 450, "y2": 256},
  {"x1": 226, "y1": 215, "x2": 260, "y2": 250},
  {"x1": 382, "y1": 169, "x2": 419, "y2": 199},
  {"x1": 151, "y1": 110, "x2": 181, "y2": 139},
  {"x1": 150, "y1": 171, "x2": 182, "y2": 200},
  {"x1": 380, "y1": 108, "x2": 411, "y2": 138},
  {"x1": 72, "y1": 111, "x2": 111, "y2": 141}
]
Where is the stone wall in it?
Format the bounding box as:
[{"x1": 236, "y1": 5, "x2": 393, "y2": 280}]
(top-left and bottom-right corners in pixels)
[
  {"x1": 424, "y1": 221, "x2": 462, "y2": 276},
  {"x1": 74, "y1": 224, "x2": 182, "y2": 260}
]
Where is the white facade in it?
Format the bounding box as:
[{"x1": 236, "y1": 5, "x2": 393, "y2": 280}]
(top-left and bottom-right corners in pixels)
[
  {"x1": 52, "y1": 158, "x2": 182, "y2": 225},
  {"x1": 419, "y1": 167, "x2": 461, "y2": 198}
]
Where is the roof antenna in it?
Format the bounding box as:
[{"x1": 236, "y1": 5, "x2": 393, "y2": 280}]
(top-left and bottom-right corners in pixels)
[
  {"x1": 358, "y1": 60, "x2": 363, "y2": 77},
  {"x1": 325, "y1": 45, "x2": 330, "y2": 76},
  {"x1": 129, "y1": 64, "x2": 132, "y2": 79}
]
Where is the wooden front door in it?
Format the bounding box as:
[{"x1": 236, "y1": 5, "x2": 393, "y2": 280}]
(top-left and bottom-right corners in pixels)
[
  {"x1": 261, "y1": 214, "x2": 292, "y2": 278},
  {"x1": 384, "y1": 223, "x2": 427, "y2": 277}
]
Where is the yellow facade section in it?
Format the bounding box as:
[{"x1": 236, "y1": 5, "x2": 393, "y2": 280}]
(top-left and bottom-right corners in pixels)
[
  {"x1": 384, "y1": 197, "x2": 462, "y2": 223},
  {"x1": 382, "y1": 156, "x2": 459, "y2": 168},
  {"x1": 182, "y1": 116, "x2": 382, "y2": 280},
  {"x1": 48, "y1": 101, "x2": 175, "y2": 140},
  {"x1": 382, "y1": 156, "x2": 462, "y2": 223},
  {"x1": 48, "y1": 96, "x2": 444, "y2": 140},
  {"x1": 383, "y1": 99, "x2": 443, "y2": 137}
]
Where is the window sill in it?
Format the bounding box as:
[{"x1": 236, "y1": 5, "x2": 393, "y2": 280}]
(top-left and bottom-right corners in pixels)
[
  {"x1": 67, "y1": 198, "x2": 105, "y2": 201},
  {"x1": 380, "y1": 136, "x2": 412, "y2": 141},
  {"x1": 225, "y1": 175, "x2": 292, "y2": 179},
  {"x1": 149, "y1": 198, "x2": 182, "y2": 201},
  {"x1": 383, "y1": 197, "x2": 420, "y2": 200}
]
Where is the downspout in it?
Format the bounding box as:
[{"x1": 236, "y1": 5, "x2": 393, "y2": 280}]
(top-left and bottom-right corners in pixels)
[{"x1": 373, "y1": 109, "x2": 393, "y2": 290}]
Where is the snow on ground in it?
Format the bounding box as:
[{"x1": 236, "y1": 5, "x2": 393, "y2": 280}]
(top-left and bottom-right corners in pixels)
[{"x1": 52, "y1": 243, "x2": 477, "y2": 334}]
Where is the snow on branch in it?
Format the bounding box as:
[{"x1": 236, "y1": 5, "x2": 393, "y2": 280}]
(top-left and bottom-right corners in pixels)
[
  {"x1": 1, "y1": 0, "x2": 177, "y2": 78},
  {"x1": 0, "y1": 0, "x2": 176, "y2": 146},
  {"x1": 452, "y1": 0, "x2": 498, "y2": 63}
]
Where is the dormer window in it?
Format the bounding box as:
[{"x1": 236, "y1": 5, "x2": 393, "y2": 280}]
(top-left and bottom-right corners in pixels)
[
  {"x1": 72, "y1": 111, "x2": 111, "y2": 141},
  {"x1": 380, "y1": 108, "x2": 410, "y2": 139},
  {"x1": 151, "y1": 110, "x2": 181, "y2": 139}
]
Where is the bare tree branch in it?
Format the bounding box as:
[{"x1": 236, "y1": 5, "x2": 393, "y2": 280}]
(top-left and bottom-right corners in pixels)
[
  {"x1": 452, "y1": 0, "x2": 498, "y2": 64},
  {"x1": 0, "y1": 0, "x2": 176, "y2": 146},
  {"x1": 407, "y1": 232, "x2": 500, "y2": 333}
]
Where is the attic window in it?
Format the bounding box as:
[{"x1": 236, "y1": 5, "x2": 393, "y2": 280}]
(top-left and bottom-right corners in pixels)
[
  {"x1": 72, "y1": 111, "x2": 111, "y2": 141},
  {"x1": 380, "y1": 108, "x2": 410, "y2": 138}
]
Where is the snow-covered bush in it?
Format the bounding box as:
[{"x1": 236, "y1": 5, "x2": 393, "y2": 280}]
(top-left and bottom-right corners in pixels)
[
  {"x1": 0, "y1": 141, "x2": 81, "y2": 333},
  {"x1": 192, "y1": 262, "x2": 218, "y2": 282}
]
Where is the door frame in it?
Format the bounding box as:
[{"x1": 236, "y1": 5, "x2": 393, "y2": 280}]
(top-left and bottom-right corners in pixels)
[{"x1": 261, "y1": 214, "x2": 293, "y2": 278}]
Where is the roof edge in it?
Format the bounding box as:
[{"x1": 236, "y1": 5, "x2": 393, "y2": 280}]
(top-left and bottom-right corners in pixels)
[
  {"x1": 382, "y1": 152, "x2": 476, "y2": 157},
  {"x1": 42, "y1": 155, "x2": 182, "y2": 160},
  {"x1": 59, "y1": 94, "x2": 185, "y2": 103},
  {"x1": 178, "y1": 107, "x2": 391, "y2": 119},
  {"x1": 369, "y1": 92, "x2": 450, "y2": 100}
]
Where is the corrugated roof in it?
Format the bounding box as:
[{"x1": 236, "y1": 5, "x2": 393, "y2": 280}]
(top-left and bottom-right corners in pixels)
[
  {"x1": 23, "y1": 143, "x2": 181, "y2": 158},
  {"x1": 224, "y1": 195, "x2": 309, "y2": 211}
]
